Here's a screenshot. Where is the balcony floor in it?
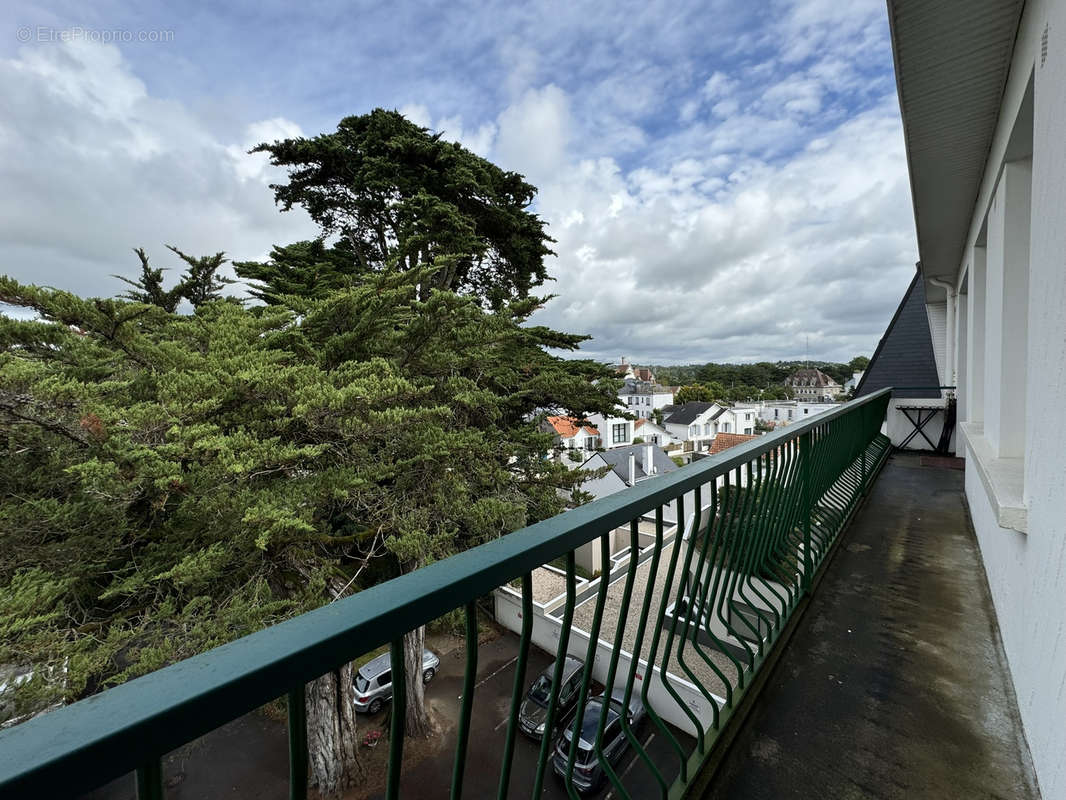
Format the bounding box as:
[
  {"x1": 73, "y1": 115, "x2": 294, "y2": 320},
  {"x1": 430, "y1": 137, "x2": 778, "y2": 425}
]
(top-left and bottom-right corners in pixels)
[{"x1": 703, "y1": 453, "x2": 1039, "y2": 799}]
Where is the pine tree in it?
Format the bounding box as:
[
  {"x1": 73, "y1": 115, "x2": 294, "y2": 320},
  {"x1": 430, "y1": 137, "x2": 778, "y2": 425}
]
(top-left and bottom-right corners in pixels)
[
  {"x1": 240, "y1": 108, "x2": 554, "y2": 309},
  {"x1": 0, "y1": 270, "x2": 616, "y2": 795}
]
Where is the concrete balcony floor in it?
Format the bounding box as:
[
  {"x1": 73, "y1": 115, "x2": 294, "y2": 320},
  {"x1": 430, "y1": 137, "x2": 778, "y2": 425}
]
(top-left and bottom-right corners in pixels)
[{"x1": 703, "y1": 453, "x2": 1039, "y2": 799}]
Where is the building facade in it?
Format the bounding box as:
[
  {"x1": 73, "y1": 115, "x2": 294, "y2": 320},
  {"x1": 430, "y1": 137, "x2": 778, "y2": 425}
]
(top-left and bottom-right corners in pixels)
[{"x1": 889, "y1": 1, "x2": 1066, "y2": 794}]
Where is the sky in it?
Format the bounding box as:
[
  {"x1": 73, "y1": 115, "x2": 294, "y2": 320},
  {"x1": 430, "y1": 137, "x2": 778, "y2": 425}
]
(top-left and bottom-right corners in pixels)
[{"x1": 1, "y1": 0, "x2": 918, "y2": 365}]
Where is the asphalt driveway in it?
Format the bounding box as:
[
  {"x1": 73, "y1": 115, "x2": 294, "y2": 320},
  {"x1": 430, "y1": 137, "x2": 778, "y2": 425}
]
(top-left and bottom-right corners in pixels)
[
  {"x1": 375, "y1": 631, "x2": 695, "y2": 800},
  {"x1": 82, "y1": 629, "x2": 694, "y2": 800}
]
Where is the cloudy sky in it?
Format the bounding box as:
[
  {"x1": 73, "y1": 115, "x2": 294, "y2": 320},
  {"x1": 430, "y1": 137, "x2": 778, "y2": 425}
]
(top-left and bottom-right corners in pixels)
[{"x1": 2, "y1": 0, "x2": 917, "y2": 364}]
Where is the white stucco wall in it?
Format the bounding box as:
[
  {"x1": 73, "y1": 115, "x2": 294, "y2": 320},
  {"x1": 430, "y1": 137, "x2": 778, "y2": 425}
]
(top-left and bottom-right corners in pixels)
[
  {"x1": 494, "y1": 583, "x2": 719, "y2": 737},
  {"x1": 952, "y1": 1, "x2": 1066, "y2": 796}
]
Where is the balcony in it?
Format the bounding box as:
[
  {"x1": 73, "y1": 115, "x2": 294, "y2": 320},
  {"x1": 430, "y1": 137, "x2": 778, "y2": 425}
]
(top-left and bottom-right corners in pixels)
[{"x1": 0, "y1": 389, "x2": 1036, "y2": 799}]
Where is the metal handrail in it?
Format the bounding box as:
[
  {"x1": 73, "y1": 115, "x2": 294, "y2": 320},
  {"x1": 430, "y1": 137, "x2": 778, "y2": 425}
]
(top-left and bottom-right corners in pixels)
[{"x1": 0, "y1": 388, "x2": 893, "y2": 799}]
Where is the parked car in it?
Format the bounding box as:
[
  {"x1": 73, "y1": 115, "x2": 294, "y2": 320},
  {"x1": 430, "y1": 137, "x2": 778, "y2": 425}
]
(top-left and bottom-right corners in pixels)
[
  {"x1": 551, "y1": 688, "x2": 646, "y2": 793},
  {"x1": 518, "y1": 656, "x2": 585, "y2": 739},
  {"x1": 353, "y1": 649, "x2": 440, "y2": 714}
]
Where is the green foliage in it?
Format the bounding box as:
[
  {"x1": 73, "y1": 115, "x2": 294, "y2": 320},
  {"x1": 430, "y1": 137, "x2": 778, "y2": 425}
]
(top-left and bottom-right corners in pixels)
[
  {"x1": 654, "y1": 358, "x2": 868, "y2": 391},
  {"x1": 115, "y1": 246, "x2": 232, "y2": 311},
  {"x1": 242, "y1": 109, "x2": 554, "y2": 309},
  {"x1": 0, "y1": 269, "x2": 617, "y2": 712},
  {"x1": 675, "y1": 384, "x2": 713, "y2": 404}
]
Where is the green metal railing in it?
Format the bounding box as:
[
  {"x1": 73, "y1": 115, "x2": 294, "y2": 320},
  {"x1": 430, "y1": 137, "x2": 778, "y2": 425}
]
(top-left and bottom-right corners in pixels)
[{"x1": 0, "y1": 389, "x2": 892, "y2": 799}]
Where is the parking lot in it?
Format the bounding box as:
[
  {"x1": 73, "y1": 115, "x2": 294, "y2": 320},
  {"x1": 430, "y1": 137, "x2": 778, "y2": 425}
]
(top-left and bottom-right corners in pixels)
[
  {"x1": 374, "y1": 630, "x2": 696, "y2": 799},
  {"x1": 83, "y1": 629, "x2": 694, "y2": 800}
]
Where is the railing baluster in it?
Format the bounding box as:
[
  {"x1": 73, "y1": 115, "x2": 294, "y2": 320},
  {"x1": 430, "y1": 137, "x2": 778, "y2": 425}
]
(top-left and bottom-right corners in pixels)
[
  {"x1": 564, "y1": 534, "x2": 613, "y2": 799},
  {"x1": 496, "y1": 573, "x2": 533, "y2": 800},
  {"x1": 135, "y1": 758, "x2": 163, "y2": 800},
  {"x1": 451, "y1": 602, "x2": 478, "y2": 800},
  {"x1": 287, "y1": 686, "x2": 308, "y2": 800},
  {"x1": 385, "y1": 638, "x2": 406, "y2": 800},
  {"x1": 640, "y1": 504, "x2": 689, "y2": 784},
  {"x1": 598, "y1": 521, "x2": 645, "y2": 799},
  {"x1": 0, "y1": 390, "x2": 895, "y2": 800},
  {"x1": 800, "y1": 429, "x2": 813, "y2": 593},
  {"x1": 618, "y1": 509, "x2": 670, "y2": 797},
  {"x1": 532, "y1": 551, "x2": 576, "y2": 799},
  {"x1": 658, "y1": 488, "x2": 714, "y2": 756}
]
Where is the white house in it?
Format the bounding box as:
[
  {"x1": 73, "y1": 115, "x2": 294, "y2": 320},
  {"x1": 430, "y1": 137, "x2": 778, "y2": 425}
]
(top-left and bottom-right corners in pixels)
[
  {"x1": 618, "y1": 379, "x2": 676, "y2": 420},
  {"x1": 784, "y1": 368, "x2": 843, "y2": 401},
  {"x1": 586, "y1": 412, "x2": 634, "y2": 449},
  {"x1": 887, "y1": 2, "x2": 1066, "y2": 794},
  {"x1": 542, "y1": 415, "x2": 600, "y2": 452},
  {"x1": 843, "y1": 371, "x2": 864, "y2": 392},
  {"x1": 633, "y1": 417, "x2": 678, "y2": 446},
  {"x1": 663, "y1": 402, "x2": 755, "y2": 451},
  {"x1": 757, "y1": 401, "x2": 837, "y2": 427}
]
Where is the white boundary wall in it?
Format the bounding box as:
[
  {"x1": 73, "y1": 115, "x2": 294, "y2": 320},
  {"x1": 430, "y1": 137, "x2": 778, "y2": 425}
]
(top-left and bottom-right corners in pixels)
[{"x1": 493, "y1": 584, "x2": 720, "y2": 737}]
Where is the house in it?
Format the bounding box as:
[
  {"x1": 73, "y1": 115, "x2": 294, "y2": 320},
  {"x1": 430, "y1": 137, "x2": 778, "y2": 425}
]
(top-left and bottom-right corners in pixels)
[
  {"x1": 663, "y1": 402, "x2": 755, "y2": 451},
  {"x1": 843, "y1": 371, "x2": 864, "y2": 393},
  {"x1": 585, "y1": 411, "x2": 634, "y2": 449},
  {"x1": 542, "y1": 415, "x2": 599, "y2": 452},
  {"x1": 613, "y1": 356, "x2": 655, "y2": 383},
  {"x1": 707, "y1": 432, "x2": 759, "y2": 455},
  {"x1": 757, "y1": 401, "x2": 837, "y2": 426},
  {"x1": 618, "y1": 379, "x2": 676, "y2": 419},
  {"x1": 633, "y1": 417, "x2": 677, "y2": 447},
  {"x1": 587, "y1": 442, "x2": 678, "y2": 490},
  {"x1": 783, "y1": 368, "x2": 843, "y2": 401}
]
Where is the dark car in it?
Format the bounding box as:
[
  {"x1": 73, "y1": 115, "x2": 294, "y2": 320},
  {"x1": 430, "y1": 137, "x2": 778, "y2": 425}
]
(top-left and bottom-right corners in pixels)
[
  {"x1": 551, "y1": 688, "x2": 646, "y2": 793},
  {"x1": 517, "y1": 656, "x2": 585, "y2": 739}
]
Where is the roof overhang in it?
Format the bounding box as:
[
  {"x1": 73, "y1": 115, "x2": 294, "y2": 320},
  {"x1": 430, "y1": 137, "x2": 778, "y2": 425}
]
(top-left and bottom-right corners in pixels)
[{"x1": 887, "y1": 0, "x2": 1025, "y2": 299}]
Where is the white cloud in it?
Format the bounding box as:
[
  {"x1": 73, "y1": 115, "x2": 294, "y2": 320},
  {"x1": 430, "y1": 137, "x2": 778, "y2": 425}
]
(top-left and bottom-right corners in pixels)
[
  {"x1": 0, "y1": 0, "x2": 915, "y2": 367},
  {"x1": 519, "y1": 90, "x2": 915, "y2": 364},
  {"x1": 493, "y1": 84, "x2": 572, "y2": 184},
  {"x1": 0, "y1": 41, "x2": 317, "y2": 297}
]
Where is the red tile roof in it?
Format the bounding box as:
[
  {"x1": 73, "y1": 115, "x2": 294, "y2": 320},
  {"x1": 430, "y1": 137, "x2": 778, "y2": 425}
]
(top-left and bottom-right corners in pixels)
[
  {"x1": 709, "y1": 432, "x2": 759, "y2": 454},
  {"x1": 546, "y1": 415, "x2": 599, "y2": 438}
]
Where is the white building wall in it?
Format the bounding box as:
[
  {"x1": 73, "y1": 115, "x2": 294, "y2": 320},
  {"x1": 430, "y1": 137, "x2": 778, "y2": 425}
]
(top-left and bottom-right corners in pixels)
[
  {"x1": 926, "y1": 301, "x2": 948, "y2": 384},
  {"x1": 494, "y1": 581, "x2": 718, "y2": 737},
  {"x1": 953, "y1": 1, "x2": 1066, "y2": 796}
]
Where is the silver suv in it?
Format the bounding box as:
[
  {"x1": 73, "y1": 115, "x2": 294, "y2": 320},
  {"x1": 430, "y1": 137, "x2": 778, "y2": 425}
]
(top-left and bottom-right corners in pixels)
[{"x1": 353, "y1": 649, "x2": 440, "y2": 714}]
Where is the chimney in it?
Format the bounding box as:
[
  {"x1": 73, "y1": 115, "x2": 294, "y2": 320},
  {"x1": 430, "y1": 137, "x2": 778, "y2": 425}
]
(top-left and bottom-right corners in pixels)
[
  {"x1": 645, "y1": 444, "x2": 655, "y2": 475},
  {"x1": 621, "y1": 355, "x2": 628, "y2": 365},
  {"x1": 628, "y1": 452, "x2": 637, "y2": 486}
]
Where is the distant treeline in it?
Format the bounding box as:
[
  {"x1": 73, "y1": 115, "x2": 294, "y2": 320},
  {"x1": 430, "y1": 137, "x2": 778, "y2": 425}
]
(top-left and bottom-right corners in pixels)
[{"x1": 653, "y1": 358, "x2": 868, "y2": 389}]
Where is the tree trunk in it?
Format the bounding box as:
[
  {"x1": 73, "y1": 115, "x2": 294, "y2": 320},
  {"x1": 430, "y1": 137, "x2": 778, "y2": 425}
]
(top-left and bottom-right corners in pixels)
[
  {"x1": 402, "y1": 625, "x2": 432, "y2": 737},
  {"x1": 305, "y1": 663, "x2": 359, "y2": 799}
]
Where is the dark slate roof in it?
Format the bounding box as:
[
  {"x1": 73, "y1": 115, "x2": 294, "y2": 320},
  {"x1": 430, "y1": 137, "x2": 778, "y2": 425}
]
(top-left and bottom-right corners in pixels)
[
  {"x1": 856, "y1": 270, "x2": 941, "y2": 399},
  {"x1": 664, "y1": 402, "x2": 715, "y2": 426},
  {"x1": 598, "y1": 443, "x2": 678, "y2": 483}
]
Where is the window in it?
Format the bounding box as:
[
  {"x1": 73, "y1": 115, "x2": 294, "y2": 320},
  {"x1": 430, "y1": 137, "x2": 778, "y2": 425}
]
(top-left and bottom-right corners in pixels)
[
  {"x1": 722, "y1": 422, "x2": 731, "y2": 433},
  {"x1": 745, "y1": 413, "x2": 752, "y2": 421},
  {"x1": 804, "y1": 409, "x2": 809, "y2": 414},
  {"x1": 744, "y1": 427, "x2": 753, "y2": 435},
  {"x1": 378, "y1": 670, "x2": 392, "y2": 687},
  {"x1": 689, "y1": 425, "x2": 699, "y2": 437},
  {"x1": 612, "y1": 423, "x2": 628, "y2": 444}
]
